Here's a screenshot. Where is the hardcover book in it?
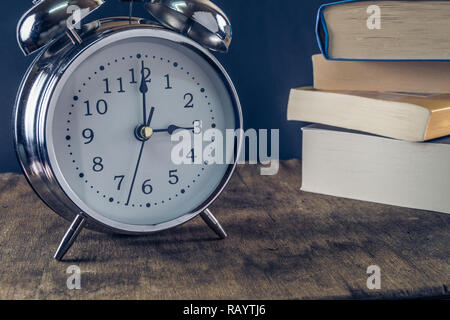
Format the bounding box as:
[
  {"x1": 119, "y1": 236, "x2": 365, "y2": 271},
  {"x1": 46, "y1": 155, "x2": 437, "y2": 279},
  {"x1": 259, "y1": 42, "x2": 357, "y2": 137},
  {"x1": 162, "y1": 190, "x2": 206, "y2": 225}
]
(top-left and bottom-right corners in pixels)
[
  {"x1": 313, "y1": 54, "x2": 450, "y2": 94},
  {"x1": 316, "y1": 0, "x2": 450, "y2": 60},
  {"x1": 288, "y1": 88, "x2": 450, "y2": 142},
  {"x1": 301, "y1": 125, "x2": 450, "y2": 214}
]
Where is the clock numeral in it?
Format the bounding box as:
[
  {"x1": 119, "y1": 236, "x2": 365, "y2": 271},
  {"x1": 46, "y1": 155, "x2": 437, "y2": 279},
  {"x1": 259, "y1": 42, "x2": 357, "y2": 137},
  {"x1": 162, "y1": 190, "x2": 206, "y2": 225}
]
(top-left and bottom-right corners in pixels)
[
  {"x1": 84, "y1": 100, "x2": 92, "y2": 116},
  {"x1": 130, "y1": 66, "x2": 151, "y2": 85},
  {"x1": 82, "y1": 128, "x2": 94, "y2": 144},
  {"x1": 92, "y1": 157, "x2": 104, "y2": 172},
  {"x1": 117, "y1": 77, "x2": 125, "y2": 93},
  {"x1": 187, "y1": 148, "x2": 196, "y2": 163},
  {"x1": 140, "y1": 63, "x2": 151, "y2": 83},
  {"x1": 129, "y1": 68, "x2": 137, "y2": 84},
  {"x1": 168, "y1": 170, "x2": 179, "y2": 185},
  {"x1": 164, "y1": 74, "x2": 172, "y2": 89},
  {"x1": 84, "y1": 99, "x2": 108, "y2": 116},
  {"x1": 103, "y1": 78, "x2": 125, "y2": 93},
  {"x1": 96, "y1": 100, "x2": 108, "y2": 115},
  {"x1": 193, "y1": 120, "x2": 202, "y2": 134},
  {"x1": 142, "y1": 179, "x2": 153, "y2": 195},
  {"x1": 184, "y1": 93, "x2": 194, "y2": 108},
  {"x1": 103, "y1": 78, "x2": 111, "y2": 94},
  {"x1": 114, "y1": 175, "x2": 125, "y2": 190}
]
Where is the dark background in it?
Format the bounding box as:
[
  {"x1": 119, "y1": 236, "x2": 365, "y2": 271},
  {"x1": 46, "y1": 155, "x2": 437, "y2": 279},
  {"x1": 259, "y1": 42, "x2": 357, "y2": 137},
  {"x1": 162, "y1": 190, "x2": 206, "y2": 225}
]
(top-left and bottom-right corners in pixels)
[{"x1": 1, "y1": 0, "x2": 328, "y2": 173}]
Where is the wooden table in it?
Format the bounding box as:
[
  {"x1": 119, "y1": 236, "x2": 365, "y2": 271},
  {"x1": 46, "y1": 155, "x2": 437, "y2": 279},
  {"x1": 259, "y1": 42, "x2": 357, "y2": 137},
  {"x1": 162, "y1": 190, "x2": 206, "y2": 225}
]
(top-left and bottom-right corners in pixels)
[{"x1": 0, "y1": 160, "x2": 448, "y2": 299}]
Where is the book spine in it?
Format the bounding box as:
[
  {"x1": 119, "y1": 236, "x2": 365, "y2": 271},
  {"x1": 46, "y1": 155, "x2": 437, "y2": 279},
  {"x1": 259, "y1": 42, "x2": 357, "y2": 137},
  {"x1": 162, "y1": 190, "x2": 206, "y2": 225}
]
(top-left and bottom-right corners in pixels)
[
  {"x1": 316, "y1": 0, "x2": 363, "y2": 60},
  {"x1": 315, "y1": 3, "x2": 329, "y2": 59}
]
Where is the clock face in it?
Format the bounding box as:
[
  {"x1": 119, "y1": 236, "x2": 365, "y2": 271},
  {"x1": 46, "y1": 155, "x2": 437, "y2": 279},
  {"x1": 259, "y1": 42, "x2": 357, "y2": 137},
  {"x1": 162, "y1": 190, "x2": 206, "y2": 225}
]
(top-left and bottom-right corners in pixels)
[{"x1": 46, "y1": 30, "x2": 238, "y2": 229}]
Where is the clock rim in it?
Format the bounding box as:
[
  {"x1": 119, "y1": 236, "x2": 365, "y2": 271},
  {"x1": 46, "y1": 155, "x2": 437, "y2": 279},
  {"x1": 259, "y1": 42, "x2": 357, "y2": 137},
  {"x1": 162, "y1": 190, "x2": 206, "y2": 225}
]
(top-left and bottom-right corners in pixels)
[{"x1": 14, "y1": 18, "x2": 243, "y2": 234}]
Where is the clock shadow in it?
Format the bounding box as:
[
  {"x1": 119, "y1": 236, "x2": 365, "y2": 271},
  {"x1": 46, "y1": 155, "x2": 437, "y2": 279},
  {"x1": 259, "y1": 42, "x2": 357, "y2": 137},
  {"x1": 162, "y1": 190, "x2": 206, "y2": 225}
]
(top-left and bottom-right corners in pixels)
[
  {"x1": 55, "y1": 222, "x2": 225, "y2": 263},
  {"x1": 107, "y1": 225, "x2": 221, "y2": 245}
]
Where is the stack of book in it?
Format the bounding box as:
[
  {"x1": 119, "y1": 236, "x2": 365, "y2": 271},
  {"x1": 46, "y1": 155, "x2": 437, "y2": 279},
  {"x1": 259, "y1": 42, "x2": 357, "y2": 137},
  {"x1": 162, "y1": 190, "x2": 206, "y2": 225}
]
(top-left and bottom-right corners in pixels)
[{"x1": 288, "y1": 0, "x2": 450, "y2": 214}]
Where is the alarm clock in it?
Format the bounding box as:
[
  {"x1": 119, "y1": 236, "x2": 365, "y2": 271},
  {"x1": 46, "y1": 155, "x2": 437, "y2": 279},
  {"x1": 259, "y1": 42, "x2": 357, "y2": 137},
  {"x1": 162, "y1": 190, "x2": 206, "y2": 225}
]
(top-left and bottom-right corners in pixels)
[{"x1": 14, "y1": 0, "x2": 243, "y2": 260}]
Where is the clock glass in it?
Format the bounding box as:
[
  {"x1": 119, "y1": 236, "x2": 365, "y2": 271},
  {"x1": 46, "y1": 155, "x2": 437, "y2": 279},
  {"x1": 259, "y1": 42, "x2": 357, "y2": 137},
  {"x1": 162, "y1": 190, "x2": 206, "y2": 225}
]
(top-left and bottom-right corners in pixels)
[{"x1": 46, "y1": 30, "x2": 237, "y2": 229}]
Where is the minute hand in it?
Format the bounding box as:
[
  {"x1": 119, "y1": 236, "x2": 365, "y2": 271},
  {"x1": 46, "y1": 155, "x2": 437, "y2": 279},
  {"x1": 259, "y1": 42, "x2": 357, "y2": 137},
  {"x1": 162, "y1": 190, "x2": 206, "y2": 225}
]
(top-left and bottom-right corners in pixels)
[{"x1": 139, "y1": 60, "x2": 149, "y2": 124}]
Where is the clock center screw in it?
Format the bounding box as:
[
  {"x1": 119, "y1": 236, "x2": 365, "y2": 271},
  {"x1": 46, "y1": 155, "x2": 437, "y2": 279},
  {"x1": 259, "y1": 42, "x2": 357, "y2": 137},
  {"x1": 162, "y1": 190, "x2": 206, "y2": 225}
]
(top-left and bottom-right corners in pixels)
[{"x1": 135, "y1": 125, "x2": 153, "y2": 141}]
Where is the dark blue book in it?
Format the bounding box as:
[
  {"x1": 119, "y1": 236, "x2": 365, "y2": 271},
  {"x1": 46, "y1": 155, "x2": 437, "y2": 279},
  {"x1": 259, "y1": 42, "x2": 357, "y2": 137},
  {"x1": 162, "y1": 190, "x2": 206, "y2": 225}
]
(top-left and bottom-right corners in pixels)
[{"x1": 316, "y1": 0, "x2": 450, "y2": 61}]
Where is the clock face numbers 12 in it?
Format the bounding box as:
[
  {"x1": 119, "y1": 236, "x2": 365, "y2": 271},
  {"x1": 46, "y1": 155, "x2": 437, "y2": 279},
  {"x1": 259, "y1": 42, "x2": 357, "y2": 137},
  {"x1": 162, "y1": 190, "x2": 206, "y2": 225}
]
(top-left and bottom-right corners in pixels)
[{"x1": 47, "y1": 35, "x2": 236, "y2": 227}]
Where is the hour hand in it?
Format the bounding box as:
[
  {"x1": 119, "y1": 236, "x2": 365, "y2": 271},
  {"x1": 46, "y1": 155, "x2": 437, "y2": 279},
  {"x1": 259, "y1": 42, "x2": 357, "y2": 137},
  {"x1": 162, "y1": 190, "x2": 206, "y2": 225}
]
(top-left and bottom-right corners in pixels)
[{"x1": 153, "y1": 125, "x2": 195, "y2": 135}]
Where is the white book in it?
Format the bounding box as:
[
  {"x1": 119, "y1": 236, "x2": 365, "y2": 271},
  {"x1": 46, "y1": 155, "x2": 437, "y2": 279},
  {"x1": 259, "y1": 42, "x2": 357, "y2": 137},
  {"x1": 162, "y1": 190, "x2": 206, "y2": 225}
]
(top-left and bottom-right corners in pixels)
[{"x1": 301, "y1": 125, "x2": 450, "y2": 214}]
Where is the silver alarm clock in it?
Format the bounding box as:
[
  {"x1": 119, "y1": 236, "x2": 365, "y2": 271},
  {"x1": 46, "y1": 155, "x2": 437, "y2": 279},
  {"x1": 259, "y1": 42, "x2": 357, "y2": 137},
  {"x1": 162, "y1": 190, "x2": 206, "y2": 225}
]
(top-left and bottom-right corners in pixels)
[{"x1": 14, "y1": 0, "x2": 243, "y2": 260}]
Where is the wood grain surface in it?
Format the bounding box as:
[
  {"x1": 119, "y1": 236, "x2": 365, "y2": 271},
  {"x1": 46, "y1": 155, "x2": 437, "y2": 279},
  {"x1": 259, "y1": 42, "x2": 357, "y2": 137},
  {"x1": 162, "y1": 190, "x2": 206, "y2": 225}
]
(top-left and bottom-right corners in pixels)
[{"x1": 0, "y1": 160, "x2": 448, "y2": 299}]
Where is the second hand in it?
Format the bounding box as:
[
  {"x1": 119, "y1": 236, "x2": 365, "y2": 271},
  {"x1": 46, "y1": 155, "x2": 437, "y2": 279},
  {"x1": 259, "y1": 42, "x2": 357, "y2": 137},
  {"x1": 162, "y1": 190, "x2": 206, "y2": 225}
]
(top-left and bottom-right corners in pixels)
[{"x1": 125, "y1": 106, "x2": 155, "y2": 206}]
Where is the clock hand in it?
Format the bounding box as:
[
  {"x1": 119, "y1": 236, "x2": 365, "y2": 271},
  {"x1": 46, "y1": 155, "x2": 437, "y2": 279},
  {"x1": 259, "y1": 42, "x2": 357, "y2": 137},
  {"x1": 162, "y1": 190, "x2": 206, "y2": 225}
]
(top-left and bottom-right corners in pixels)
[
  {"x1": 153, "y1": 125, "x2": 195, "y2": 135},
  {"x1": 125, "y1": 106, "x2": 155, "y2": 206},
  {"x1": 145, "y1": 106, "x2": 156, "y2": 127},
  {"x1": 139, "y1": 60, "x2": 149, "y2": 124}
]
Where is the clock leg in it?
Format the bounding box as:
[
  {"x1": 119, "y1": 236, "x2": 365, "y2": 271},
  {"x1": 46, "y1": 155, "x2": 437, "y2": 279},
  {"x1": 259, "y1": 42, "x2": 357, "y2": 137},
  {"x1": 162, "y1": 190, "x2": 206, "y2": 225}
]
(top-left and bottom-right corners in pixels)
[
  {"x1": 54, "y1": 214, "x2": 86, "y2": 261},
  {"x1": 200, "y1": 208, "x2": 228, "y2": 239}
]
